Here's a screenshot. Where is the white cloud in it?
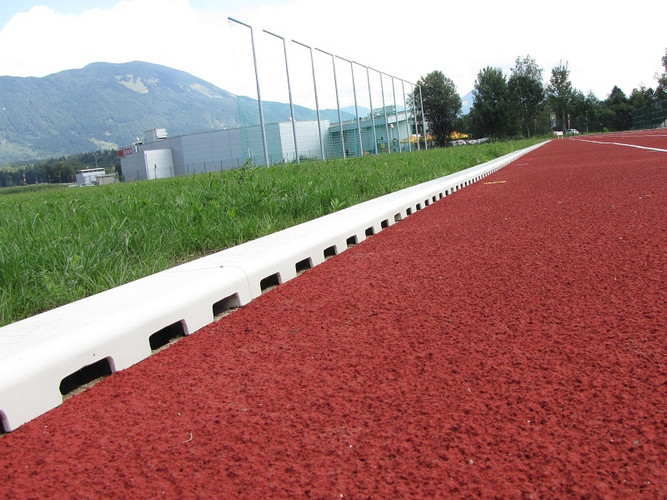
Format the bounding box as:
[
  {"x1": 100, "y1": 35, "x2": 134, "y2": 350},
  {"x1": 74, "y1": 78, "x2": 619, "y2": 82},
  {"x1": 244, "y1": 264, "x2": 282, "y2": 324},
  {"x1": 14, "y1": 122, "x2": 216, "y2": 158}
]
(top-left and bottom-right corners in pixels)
[{"x1": 0, "y1": 0, "x2": 665, "y2": 101}]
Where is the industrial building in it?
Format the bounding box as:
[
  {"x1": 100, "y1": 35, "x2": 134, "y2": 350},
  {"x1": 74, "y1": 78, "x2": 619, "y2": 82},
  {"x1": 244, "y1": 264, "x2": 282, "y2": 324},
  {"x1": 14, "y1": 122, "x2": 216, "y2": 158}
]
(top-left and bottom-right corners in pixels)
[
  {"x1": 119, "y1": 108, "x2": 413, "y2": 182},
  {"x1": 75, "y1": 168, "x2": 116, "y2": 187}
]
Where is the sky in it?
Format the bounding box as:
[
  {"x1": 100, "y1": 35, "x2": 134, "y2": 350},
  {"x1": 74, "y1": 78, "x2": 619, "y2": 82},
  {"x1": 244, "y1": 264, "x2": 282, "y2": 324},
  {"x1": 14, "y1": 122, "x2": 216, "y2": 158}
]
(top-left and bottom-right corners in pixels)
[{"x1": 0, "y1": 0, "x2": 665, "y2": 105}]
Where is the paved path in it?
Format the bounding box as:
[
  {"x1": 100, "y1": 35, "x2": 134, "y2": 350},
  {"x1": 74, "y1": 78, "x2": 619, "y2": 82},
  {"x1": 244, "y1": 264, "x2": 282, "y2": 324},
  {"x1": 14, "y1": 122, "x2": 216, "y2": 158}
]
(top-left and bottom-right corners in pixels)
[{"x1": 1, "y1": 132, "x2": 665, "y2": 498}]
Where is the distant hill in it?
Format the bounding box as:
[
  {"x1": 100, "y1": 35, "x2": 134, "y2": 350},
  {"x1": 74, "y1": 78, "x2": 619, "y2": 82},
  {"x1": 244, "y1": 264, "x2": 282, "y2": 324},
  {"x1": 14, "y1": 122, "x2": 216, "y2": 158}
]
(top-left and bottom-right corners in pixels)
[
  {"x1": 461, "y1": 91, "x2": 474, "y2": 115},
  {"x1": 0, "y1": 61, "x2": 353, "y2": 164}
]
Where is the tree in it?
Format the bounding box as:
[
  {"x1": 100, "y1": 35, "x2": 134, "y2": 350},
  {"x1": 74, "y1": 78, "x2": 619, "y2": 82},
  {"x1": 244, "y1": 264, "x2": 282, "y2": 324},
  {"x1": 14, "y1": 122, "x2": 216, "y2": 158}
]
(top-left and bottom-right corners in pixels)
[
  {"x1": 508, "y1": 55, "x2": 545, "y2": 137},
  {"x1": 605, "y1": 86, "x2": 632, "y2": 131},
  {"x1": 629, "y1": 86, "x2": 655, "y2": 109},
  {"x1": 656, "y1": 47, "x2": 667, "y2": 100},
  {"x1": 413, "y1": 71, "x2": 462, "y2": 147},
  {"x1": 547, "y1": 62, "x2": 573, "y2": 130},
  {"x1": 470, "y1": 67, "x2": 515, "y2": 138}
]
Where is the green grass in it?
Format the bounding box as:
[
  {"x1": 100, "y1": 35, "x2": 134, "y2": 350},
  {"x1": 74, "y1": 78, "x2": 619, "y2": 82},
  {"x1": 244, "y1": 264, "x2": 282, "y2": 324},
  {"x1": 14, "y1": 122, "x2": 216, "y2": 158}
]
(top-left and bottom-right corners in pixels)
[
  {"x1": 0, "y1": 183, "x2": 69, "y2": 196},
  {"x1": 0, "y1": 139, "x2": 542, "y2": 326}
]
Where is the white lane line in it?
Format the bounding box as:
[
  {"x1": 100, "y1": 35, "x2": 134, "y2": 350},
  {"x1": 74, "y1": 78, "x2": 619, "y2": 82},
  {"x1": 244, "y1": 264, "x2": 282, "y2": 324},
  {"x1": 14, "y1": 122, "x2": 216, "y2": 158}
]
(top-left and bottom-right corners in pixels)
[{"x1": 574, "y1": 138, "x2": 667, "y2": 153}]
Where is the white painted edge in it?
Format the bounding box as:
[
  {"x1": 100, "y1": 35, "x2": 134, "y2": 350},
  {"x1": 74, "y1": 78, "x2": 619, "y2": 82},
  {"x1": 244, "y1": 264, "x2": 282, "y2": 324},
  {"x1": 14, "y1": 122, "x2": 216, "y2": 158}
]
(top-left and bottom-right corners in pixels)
[{"x1": 0, "y1": 142, "x2": 547, "y2": 432}]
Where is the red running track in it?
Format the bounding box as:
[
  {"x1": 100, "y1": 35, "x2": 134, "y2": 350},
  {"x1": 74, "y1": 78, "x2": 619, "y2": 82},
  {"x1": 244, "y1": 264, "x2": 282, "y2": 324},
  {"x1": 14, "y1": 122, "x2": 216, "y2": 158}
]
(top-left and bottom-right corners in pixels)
[{"x1": 1, "y1": 132, "x2": 665, "y2": 498}]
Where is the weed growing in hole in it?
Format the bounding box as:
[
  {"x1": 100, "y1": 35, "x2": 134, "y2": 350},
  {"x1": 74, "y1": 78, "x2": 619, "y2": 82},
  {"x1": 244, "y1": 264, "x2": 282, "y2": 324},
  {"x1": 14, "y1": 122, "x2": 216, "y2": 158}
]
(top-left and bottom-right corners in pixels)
[{"x1": 0, "y1": 139, "x2": 542, "y2": 326}]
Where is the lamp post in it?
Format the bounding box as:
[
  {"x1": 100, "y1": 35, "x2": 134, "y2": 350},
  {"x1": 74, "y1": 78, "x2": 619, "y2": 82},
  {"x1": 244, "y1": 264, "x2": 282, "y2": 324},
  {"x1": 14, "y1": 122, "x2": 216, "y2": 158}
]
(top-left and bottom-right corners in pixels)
[
  {"x1": 293, "y1": 40, "x2": 325, "y2": 160},
  {"x1": 228, "y1": 17, "x2": 270, "y2": 167},
  {"x1": 264, "y1": 29, "x2": 299, "y2": 163}
]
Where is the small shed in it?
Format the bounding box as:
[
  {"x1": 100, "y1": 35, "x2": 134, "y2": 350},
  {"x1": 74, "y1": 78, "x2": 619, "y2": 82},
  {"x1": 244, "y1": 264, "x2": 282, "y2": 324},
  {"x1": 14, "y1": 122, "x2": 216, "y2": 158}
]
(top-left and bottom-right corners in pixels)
[{"x1": 75, "y1": 168, "x2": 107, "y2": 187}]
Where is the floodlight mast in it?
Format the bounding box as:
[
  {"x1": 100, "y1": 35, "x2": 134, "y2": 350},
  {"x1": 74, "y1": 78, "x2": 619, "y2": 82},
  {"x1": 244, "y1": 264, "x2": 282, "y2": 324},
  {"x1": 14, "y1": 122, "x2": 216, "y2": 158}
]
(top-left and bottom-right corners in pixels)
[
  {"x1": 228, "y1": 17, "x2": 270, "y2": 167},
  {"x1": 292, "y1": 40, "x2": 325, "y2": 160},
  {"x1": 264, "y1": 29, "x2": 299, "y2": 164},
  {"x1": 315, "y1": 48, "x2": 345, "y2": 160}
]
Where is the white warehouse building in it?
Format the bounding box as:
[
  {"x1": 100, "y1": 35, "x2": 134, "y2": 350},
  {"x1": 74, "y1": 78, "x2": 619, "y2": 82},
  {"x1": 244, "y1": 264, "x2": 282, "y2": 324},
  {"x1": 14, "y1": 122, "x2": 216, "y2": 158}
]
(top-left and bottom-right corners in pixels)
[
  {"x1": 119, "y1": 120, "x2": 330, "y2": 181},
  {"x1": 119, "y1": 108, "x2": 414, "y2": 182}
]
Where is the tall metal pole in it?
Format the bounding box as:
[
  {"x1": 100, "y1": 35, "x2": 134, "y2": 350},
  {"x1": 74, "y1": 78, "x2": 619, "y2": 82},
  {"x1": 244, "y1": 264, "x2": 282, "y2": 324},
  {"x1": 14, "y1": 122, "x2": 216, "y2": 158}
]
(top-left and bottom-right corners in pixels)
[
  {"x1": 228, "y1": 17, "x2": 269, "y2": 167},
  {"x1": 419, "y1": 84, "x2": 427, "y2": 150},
  {"x1": 337, "y1": 56, "x2": 363, "y2": 156},
  {"x1": 315, "y1": 48, "x2": 345, "y2": 159},
  {"x1": 264, "y1": 29, "x2": 299, "y2": 163},
  {"x1": 293, "y1": 40, "x2": 325, "y2": 160},
  {"x1": 401, "y1": 80, "x2": 411, "y2": 152},
  {"x1": 359, "y1": 63, "x2": 378, "y2": 154},
  {"x1": 377, "y1": 70, "x2": 390, "y2": 154},
  {"x1": 391, "y1": 76, "x2": 401, "y2": 152},
  {"x1": 408, "y1": 82, "x2": 419, "y2": 151}
]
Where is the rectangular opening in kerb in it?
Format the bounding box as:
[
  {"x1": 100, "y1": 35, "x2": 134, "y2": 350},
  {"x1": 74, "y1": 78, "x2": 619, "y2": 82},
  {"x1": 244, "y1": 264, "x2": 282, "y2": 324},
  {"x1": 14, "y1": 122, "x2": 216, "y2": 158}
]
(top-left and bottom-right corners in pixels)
[
  {"x1": 260, "y1": 272, "x2": 281, "y2": 293},
  {"x1": 0, "y1": 411, "x2": 8, "y2": 434},
  {"x1": 323, "y1": 245, "x2": 337, "y2": 260},
  {"x1": 295, "y1": 257, "x2": 312, "y2": 274},
  {"x1": 213, "y1": 293, "x2": 241, "y2": 319},
  {"x1": 365, "y1": 227, "x2": 375, "y2": 237},
  {"x1": 346, "y1": 235, "x2": 358, "y2": 248},
  {"x1": 381, "y1": 219, "x2": 389, "y2": 229},
  {"x1": 59, "y1": 357, "x2": 114, "y2": 398},
  {"x1": 149, "y1": 321, "x2": 187, "y2": 352}
]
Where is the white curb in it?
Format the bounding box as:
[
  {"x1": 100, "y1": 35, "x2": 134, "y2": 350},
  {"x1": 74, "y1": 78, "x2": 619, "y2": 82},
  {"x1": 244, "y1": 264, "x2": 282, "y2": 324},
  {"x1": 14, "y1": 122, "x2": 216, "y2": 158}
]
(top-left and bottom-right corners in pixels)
[{"x1": 0, "y1": 142, "x2": 546, "y2": 432}]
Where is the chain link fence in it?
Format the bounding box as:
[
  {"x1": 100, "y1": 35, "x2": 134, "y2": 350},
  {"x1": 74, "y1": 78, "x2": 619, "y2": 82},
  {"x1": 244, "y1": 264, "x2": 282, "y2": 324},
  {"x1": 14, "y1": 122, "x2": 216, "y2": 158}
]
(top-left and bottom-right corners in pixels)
[
  {"x1": 227, "y1": 18, "x2": 426, "y2": 167},
  {"x1": 632, "y1": 100, "x2": 667, "y2": 130}
]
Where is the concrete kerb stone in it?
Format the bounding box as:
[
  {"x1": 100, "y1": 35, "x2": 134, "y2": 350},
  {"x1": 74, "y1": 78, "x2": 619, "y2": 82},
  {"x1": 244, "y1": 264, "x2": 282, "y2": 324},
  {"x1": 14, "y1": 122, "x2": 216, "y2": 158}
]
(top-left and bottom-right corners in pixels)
[{"x1": 0, "y1": 141, "x2": 546, "y2": 433}]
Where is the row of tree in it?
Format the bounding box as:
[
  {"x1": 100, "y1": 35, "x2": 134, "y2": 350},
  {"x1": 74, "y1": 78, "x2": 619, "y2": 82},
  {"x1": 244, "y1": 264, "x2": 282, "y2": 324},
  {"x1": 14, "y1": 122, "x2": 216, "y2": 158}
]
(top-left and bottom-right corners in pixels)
[
  {"x1": 0, "y1": 150, "x2": 120, "y2": 188},
  {"x1": 415, "y1": 49, "x2": 667, "y2": 146}
]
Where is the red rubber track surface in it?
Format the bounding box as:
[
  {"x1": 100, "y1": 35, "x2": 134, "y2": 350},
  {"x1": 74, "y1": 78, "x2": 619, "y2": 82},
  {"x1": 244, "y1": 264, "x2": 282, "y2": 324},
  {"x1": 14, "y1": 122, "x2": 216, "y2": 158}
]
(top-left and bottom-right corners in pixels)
[{"x1": 1, "y1": 132, "x2": 665, "y2": 498}]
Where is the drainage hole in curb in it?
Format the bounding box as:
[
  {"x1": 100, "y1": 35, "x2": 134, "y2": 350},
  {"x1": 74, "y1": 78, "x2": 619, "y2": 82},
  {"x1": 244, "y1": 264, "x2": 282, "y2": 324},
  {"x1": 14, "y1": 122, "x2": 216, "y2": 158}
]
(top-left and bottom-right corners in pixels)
[
  {"x1": 346, "y1": 235, "x2": 358, "y2": 248},
  {"x1": 60, "y1": 357, "x2": 114, "y2": 399},
  {"x1": 0, "y1": 413, "x2": 8, "y2": 435},
  {"x1": 323, "y1": 245, "x2": 337, "y2": 260},
  {"x1": 213, "y1": 293, "x2": 241, "y2": 320},
  {"x1": 394, "y1": 213, "x2": 402, "y2": 222},
  {"x1": 295, "y1": 257, "x2": 312, "y2": 274},
  {"x1": 365, "y1": 227, "x2": 375, "y2": 237},
  {"x1": 260, "y1": 273, "x2": 281, "y2": 293},
  {"x1": 406, "y1": 208, "x2": 412, "y2": 215},
  {"x1": 381, "y1": 219, "x2": 389, "y2": 229},
  {"x1": 150, "y1": 321, "x2": 187, "y2": 352}
]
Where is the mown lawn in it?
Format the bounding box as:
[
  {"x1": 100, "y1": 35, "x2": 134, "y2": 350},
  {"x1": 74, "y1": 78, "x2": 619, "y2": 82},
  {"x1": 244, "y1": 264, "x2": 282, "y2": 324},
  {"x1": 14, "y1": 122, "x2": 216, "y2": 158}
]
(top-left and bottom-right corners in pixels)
[{"x1": 0, "y1": 139, "x2": 543, "y2": 326}]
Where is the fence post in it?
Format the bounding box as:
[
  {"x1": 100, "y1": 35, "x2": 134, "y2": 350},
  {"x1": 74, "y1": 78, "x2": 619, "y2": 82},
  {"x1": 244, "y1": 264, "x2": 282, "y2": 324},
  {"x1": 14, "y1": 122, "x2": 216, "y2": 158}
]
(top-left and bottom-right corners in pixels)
[
  {"x1": 264, "y1": 29, "x2": 299, "y2": 164},
  {"x1": 293, "y1": 40, "x2": 325, "y2": 160},
  {"x1": 419, "y1": 85, "x2": 427, "y2": 150},
  {"x1": 228, "y1": 18, "x2": 270, "y2": 167},
  {"x1": 316, "y1": 48, "x2": 345, "y2": 159}
]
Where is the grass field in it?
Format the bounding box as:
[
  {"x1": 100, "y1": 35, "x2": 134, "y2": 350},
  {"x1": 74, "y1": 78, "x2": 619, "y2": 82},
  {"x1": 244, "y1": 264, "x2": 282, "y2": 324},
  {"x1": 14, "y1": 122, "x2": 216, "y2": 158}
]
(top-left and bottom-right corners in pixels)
[{"x1": 0, "y1": 139, "x2": 542, "y2": 326}]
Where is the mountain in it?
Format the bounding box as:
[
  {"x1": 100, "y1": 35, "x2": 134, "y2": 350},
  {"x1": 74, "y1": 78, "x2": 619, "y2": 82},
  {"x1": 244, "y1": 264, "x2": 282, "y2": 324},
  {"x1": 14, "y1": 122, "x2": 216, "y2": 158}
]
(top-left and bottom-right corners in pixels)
[
  {"x1": 461, "y1": 91, "x2": 474, "y2": 115},
  {"x1": 0, "y1": 61, "x2": 353, "y2": 164}
]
